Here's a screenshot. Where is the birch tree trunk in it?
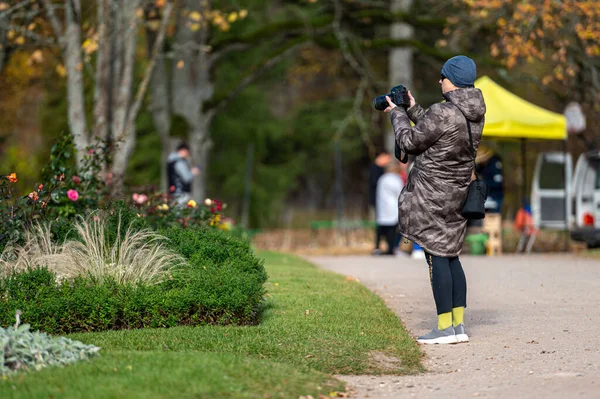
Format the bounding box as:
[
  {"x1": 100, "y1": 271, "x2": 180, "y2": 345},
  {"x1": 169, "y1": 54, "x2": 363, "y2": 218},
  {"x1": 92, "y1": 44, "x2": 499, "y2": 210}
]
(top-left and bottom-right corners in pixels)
[
  {"x1": 43, "y1": 0, "x2": 90, "y2": 167},
  {"x1": 145, "y1": 14, "x2": 171, "y2": 193},
  {"x1": 171, "y1": 0, "x2": 214, "y2": 201},
  {"x1": 93, "y1": 0, "x2": 111, "y2": 143},
  {"x1": 110, "y1": 1, "x2": 172, "y2": 195},
  {"x1": 110, "y1": 0, "x2": 141, "y2": 193},
  {"x1": 386, "y1": 0, "x2": 414, "y2": 154}
]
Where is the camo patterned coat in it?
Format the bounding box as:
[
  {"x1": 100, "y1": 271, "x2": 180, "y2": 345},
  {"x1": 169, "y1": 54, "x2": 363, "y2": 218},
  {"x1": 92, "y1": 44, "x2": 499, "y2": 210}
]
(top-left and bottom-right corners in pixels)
[{"x1": 390, "y1": 88, "x2": 486, "y2": 257}]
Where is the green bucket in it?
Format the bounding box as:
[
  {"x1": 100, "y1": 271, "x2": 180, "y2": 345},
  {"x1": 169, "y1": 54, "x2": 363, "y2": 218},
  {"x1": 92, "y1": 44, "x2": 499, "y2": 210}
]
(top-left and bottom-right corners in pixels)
[{"x1": 465, "y1": 233, "x2": 488, "y2": 255}]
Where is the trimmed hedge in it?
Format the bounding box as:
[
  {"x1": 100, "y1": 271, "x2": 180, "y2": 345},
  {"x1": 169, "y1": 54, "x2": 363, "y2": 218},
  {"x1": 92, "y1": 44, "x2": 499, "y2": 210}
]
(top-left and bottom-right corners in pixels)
[{"x1": 0, "y1": 228, "x2": 267, "y2": 334}]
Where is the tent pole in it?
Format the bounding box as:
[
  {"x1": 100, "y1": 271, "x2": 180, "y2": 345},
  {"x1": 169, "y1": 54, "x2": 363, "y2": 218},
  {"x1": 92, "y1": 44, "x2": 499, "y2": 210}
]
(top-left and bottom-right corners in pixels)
[
  {"x1": 564, "y1": 139, "x2": 569, "y2": 252},
  {"x1": 521, "y1": 138, "x2": 526, "y2": 206}
]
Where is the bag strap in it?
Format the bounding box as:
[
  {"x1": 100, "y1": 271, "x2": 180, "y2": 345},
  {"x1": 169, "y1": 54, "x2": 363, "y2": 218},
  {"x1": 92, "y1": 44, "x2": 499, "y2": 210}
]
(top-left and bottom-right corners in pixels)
[{"x1": 451, "y1": 104, "x2": 478, "y2": 179}]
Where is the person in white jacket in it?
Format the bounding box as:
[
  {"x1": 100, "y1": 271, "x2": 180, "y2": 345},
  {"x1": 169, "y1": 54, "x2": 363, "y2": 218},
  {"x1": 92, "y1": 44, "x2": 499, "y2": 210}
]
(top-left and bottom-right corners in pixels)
[{"x1": 375, "y1": 161, "x2": 405, "y2": 255}]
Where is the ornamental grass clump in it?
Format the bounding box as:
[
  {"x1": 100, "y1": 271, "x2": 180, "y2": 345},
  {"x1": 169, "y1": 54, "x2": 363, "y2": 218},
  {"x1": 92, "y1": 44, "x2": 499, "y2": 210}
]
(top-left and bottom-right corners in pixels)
[
  {"x1": 0, "y1": 311, "x2": 100, "y2": 376},
  {"x1": 0, "y1": 215, "x2": 185, "y2": 285}
]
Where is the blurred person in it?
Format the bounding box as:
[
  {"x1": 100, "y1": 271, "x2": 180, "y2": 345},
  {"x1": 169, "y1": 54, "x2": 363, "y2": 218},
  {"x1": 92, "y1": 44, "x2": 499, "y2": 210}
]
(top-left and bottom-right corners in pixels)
[
  {"x1": 369, "y1": 151, "x2": 392, "y2": 255},
  {"x1": 476, "y1": 146, "x2": 504, "y2": 213},
  {"x1": 384, "y1": 55, "x2": 486, "y2": 344},
  {"x1": 167, "y1": 142, "x2": 200, "y2": 205},
  {"x1": 375, "y1": 160, "x2": 404, "y2": 255}
]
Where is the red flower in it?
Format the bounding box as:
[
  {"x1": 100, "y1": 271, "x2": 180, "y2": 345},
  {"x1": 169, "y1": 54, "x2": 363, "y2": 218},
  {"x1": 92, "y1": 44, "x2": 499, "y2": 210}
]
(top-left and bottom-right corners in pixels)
[
  {"x1": 6, "y1": 173, "x2": 17, "y2": 183},
  {"x1": 210, "y1": 207, "x2": 216, "y2": 213},
  {"x1": 38, "y1": 184, "x2": 44, "y2": 191},
  {"x1": 28, "y1": 192, "x2": 39, "y2": 201},
  {"x1": 72, "y1": 176, "x2": 81, "y2": 184},
  {"x1": 216, "y1": 203, "x2": 222, "y2": 211},
  {"x1": 169, "y1": 185, "x2": 175, "y2": 193}
]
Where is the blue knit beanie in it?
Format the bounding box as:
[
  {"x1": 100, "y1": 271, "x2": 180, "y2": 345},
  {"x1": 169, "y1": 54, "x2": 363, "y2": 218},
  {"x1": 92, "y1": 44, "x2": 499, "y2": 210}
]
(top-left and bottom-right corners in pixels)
[{"x1": 441, "y1": 55, "x2": 476, "y2": 88}]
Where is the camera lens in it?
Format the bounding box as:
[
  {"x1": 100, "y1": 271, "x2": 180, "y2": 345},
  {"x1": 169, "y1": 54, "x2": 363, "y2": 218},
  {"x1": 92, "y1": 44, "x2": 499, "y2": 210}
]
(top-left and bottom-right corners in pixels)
[{"x1": 373, "y1": 95, "x2": 389, "y2": 111}]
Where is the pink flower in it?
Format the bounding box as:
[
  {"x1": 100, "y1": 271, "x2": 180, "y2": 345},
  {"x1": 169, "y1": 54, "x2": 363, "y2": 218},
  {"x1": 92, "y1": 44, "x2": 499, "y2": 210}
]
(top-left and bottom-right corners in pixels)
[
  {"x1": 132, "y1": 193, "x2": 148, "y2": 205},
  {"x1": 89, "y1": 149, "x2": 95, "y2": 154},
  {"x1": 67, "y1": 189, "x2": 79, "y2": 201}
]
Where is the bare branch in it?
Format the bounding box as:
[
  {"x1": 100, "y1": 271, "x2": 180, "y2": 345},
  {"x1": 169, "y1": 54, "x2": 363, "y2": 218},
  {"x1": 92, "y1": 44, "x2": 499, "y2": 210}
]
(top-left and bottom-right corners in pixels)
[
  {"x1": 208, "y1": 43, "x2": 248, "y2": 67},
  {"x1": 0, "y1": 0, "x2": 31, "y2": 18},
  {"x1": 41, "y1": 0, "x2": 64, "y2": 41},
  {"x1": 207, "y1": 38, "x2": 312, "y2": 113},
  {"x1": 7, "y1": 23, "x2": 56, "y2": 45},
  {"x1": 124, "y1": 2, "x2": 174, "y2": 138},
  {"x1": 332, "y1": 0, "x2": 366, "y2": 77},
  {"x1": 210, "y1": 15, "x2": 334, "y2": 53},
  {"x1": 352, "y1": 77, "x2": 376, "y2": 156}
]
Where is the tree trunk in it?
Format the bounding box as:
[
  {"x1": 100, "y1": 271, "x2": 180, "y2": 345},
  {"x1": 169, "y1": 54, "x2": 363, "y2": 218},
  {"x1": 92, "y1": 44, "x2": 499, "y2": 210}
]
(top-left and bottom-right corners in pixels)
[
  {"x1": 153, "y1": 59, "x2": 172, "y2": 193},
  {"x1": 146, "y1": 10, "x2": 171, "y2": 193},
  {"x1": 189, "y1": 113, "x2": 213, "y2": 201},
  {"x1": 172, "y1": 0, "x2": 213, "y2": 200},
  {"x1": 386, "y1": 0, "x2": 414, "y2": 154},
  {"x1": 111, "y1": 0, "x2": 141, "y2": 195},
  {"x1": 63, "y1": 0, "x2": 90, "y2": 167},
  {"x1": 93, "y1": 0, "x2": 111, "y2": 144}
]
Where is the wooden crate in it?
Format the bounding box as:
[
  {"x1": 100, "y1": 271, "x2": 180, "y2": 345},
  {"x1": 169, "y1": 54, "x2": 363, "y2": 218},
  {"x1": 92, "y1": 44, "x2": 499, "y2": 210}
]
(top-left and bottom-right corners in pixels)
[{"x1": 482, "y1": 213, "x2": 502, "y2": 256}]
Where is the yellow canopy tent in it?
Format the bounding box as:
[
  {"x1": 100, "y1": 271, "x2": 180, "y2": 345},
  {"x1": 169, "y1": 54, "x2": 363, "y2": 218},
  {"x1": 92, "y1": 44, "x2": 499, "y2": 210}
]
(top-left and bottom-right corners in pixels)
[
  {"x1": 474, "y1": 76, "x2": 569, "y2": 238},
  {"x1": 475, "y1": 76, "x2": 567, "y2": 140}
]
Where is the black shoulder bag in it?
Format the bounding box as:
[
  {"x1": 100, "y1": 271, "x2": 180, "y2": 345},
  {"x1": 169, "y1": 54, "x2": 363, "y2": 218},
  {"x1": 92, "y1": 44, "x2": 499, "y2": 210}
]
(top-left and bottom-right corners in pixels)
[{"x1": 456, "y1": 108, "x2": 488, "y2": 220}]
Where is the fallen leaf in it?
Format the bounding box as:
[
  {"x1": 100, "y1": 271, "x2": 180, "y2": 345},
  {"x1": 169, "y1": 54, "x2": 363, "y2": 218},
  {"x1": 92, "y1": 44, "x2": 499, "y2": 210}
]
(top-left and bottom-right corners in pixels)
[
  {"x1": 176, "y1": 60, "x2": 184, "y2": 69},
  {"x1": 305, "y1": 309, "x2": 310, "y2": 316}
]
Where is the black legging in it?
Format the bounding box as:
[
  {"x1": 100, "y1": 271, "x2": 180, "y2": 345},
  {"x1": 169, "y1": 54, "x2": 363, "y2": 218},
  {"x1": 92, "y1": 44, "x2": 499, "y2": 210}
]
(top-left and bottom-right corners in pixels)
[
  {"x1": 376, "y1": 225, "x2": 397, "y2": 255},
  {"x1": 425, "y1": 252, "x2": 467, "y2": 315}
]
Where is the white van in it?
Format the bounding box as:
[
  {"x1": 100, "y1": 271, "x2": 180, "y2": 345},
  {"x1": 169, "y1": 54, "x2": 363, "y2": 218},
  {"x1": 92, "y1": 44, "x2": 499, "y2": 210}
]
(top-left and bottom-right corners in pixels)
[{"x1": 532, "y1": 150, "x2": 600, "y2": 248}]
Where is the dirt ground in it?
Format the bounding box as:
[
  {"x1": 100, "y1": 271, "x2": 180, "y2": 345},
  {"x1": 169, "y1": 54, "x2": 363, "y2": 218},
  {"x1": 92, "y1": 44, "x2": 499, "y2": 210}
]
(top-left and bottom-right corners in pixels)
[{"x1": 308, "y1": 254, "x2": 600, "y2": 399}]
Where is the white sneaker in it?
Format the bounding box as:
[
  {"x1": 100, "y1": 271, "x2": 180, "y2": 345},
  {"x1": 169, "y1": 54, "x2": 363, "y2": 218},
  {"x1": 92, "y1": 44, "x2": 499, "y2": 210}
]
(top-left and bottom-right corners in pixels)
[
  {"x1": 417, "y1": 326, "x2": 458, "y2": 345},
  {"x1": 411, "y1": 250, "x2": 426, "y2": 260},
  {"x1": 454, "y1": 323, "x2": 469, "y2": 343}
]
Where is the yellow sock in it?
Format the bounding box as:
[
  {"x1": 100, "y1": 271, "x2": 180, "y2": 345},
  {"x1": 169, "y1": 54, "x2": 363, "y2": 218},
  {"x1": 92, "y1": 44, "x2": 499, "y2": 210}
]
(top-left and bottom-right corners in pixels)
[
  {"x1": 437, "y1": 312, "x2": 452, "y2": 330},
  {"x1": 452, "y1": 307, "x2": 464, "y2": 326}
]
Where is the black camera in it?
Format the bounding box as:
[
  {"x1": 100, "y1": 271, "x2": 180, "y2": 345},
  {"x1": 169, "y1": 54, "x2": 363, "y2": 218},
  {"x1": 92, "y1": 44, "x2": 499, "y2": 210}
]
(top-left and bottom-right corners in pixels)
[{"x1": 373, "y1": 85, "x2": 410, "y2": 111}]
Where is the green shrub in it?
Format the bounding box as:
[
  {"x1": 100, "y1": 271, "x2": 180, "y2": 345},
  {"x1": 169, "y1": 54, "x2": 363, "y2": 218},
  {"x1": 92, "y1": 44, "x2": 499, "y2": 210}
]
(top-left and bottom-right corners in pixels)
[
  {"x1": 0, "y1": 312, "x2": 100, "y2": 376},
  {"x1": 0, "y1": 229, "x2": 267, "y2": 334},
  {"x1": 161, "y1": 227, "x2": 268, "y2": 323}
]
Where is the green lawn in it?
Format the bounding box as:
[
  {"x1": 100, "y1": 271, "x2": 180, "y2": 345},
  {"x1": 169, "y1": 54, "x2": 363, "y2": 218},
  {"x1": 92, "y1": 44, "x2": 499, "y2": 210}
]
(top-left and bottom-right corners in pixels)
[{"x1": 1, "y1": 251, "x2": 422, "y2": 398}]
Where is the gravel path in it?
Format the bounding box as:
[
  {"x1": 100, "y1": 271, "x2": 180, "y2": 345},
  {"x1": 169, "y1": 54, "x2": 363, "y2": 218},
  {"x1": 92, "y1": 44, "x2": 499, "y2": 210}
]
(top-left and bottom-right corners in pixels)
[{"x1": 307, "y1": 254, "x2": 600, "y2": 399}]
